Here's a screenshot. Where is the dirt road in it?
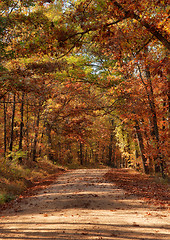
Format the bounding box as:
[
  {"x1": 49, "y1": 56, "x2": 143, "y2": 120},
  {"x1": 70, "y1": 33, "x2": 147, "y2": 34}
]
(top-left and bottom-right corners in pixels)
[{"x1": 0, "y1": 169, "x2": 169, "y2": 239}]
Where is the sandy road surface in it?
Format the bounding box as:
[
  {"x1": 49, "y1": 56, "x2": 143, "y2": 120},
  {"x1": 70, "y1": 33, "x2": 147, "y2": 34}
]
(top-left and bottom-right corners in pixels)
[{"x1": 0, "y1": 169, "x2": 170, "y2": 240}]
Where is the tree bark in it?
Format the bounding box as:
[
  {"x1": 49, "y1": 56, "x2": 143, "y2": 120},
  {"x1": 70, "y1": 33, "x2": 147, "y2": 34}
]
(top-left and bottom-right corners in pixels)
[
  {"x1": 145, "y1": 65, "x2": 159, "y2": 141},
  {"x1": 32, "y1": 109, "x2": 40, "y2": 162},
  {"x1": 137, "y1": 59, "x2": 164, "y2": 176},
  {"x1": 134, "y1": 119, "x2": 148, "y2": 174},
  {"x1": 144, "y1": 63, "x2": 165, "y2": 177},
  {"x1": 9, "y1": 93, "x2": 16, "y2": 160},
  {"x1": 18, "y1": 92, "x2": 24, "y2": 164},
  {"x1": 79, "y1": 141, "x2": 83, "y2": 165},
  {"x1": 46, "y1": 122, "x2": 53, "y2": 161},
  {"x1": 112, "y1": 0, "x2": 170, "y2": 50},
  {"x1": 108, "y1": 119, "x2": 114, "y2": 166},
  {"x1": 3, "y1": 97, "x2": 7, "y2": 158},
  {"x1": 25, "y1": 95, "x2": 30, "y2": 160}
]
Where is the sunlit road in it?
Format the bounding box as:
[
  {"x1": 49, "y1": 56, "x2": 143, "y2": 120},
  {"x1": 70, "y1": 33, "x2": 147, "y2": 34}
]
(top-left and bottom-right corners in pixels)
[{"x1": 0, "y1": 169, "x2": 169, "y2": 239}]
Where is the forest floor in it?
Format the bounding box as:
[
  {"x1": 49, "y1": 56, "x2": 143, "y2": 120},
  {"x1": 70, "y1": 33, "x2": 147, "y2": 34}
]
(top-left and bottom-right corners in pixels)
[{"x1": 0, "y1": 168, "x2": 169, "y2": 240}]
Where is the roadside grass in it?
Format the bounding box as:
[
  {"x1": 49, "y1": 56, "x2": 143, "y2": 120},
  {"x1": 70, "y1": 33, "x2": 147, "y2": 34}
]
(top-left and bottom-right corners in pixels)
[{"x1": 0, "y1": 157, "x2": 66, "y2": 205}]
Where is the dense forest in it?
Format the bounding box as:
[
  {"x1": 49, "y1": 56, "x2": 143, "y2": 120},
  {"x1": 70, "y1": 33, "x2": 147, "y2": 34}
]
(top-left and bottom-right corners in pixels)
[{"x1": 0, "y1": 0, "x2": 169, "y2": 202}]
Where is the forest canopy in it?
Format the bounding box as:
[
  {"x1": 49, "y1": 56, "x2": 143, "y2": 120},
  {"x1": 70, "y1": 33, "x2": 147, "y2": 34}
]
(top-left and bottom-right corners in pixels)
[{"x1": 0, "y1": 0, "x2": 169, "y2": 181}]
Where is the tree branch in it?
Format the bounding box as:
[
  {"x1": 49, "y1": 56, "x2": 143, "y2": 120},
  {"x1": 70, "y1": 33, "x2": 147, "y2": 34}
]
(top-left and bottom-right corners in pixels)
[{"x1": 112, "y1": 0, "x2": 170, "y2": 50}]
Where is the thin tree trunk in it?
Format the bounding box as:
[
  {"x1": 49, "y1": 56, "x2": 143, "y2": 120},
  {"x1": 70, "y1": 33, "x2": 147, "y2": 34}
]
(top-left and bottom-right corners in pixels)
[
  {"x1": 3, "y1": 97, "x2": 7, "y2": 158},
  {"x1": 134, "y1": 119, "x2": 148, "y2": 174},
  {"x1": 9, "y1": 94, "x2": 16, "y2": 160},
  {"x1": 145, "y1": 66, "x2": 159, "y2": 141},
  {"x1": 108, "y1": 136, "x2": 113, "y2": 166},
  {"x1": 57, "y1": 141, "x2": 61, "y2": 163},
  {"x1": 142, "y1": 120, "x2": 154, "y2": 174},
  {"x1": 26, "y1": 96, "x2": 29, "y2": 160},
  {"x1": 32, "y1": 109, "x2": 40, "y2": 162},
  {"x1": 46, "y1": 122, "x2": 53, "y2": 161},
  {"x1": 84, "y1": 146, "x2": 88, "y2": 165},
  {"x1": 101, "y1": 146, "x2": 105, "y2": 163},
  {"x1": 18, "y1": 93, "x2": 24, "y2": 164},
  {"x1": 168, "y1": 91, "x2": 170, "y2": 128},
  {"x1": 108, "y1": 119, "x2": 114, "y2": 166},
  {"x1": 79, "y1": 141, "x2": 83, "y2": 165}
]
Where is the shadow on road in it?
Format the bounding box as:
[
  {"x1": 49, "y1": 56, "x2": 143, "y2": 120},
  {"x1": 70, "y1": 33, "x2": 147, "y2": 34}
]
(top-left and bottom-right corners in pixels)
[{"x1": 0, "y1": 169, "x2": 169, "y2": 240}]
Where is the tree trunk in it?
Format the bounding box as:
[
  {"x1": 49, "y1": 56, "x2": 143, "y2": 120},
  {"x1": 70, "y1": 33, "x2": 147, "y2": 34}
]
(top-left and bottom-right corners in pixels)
[
  {"x1": 46, "y1": 122, "x2": 53, "y2": 161},
  {"x1": 57, "y1": 141, "x2": 61, "y2": 163},
  {"x1": 108, "y1": 137, "x2": 113, "y2": 166},
  {"x1": 142, "y1": 120, "x2": 154, "y2": 174},
  {"x1": 134, "y1": 119, "x2": 149, "y2": 174},
  {"x1": 145, "y1": 64, "x2": 165, "y2": 177},
  {"x1": 25, "y1": 95, "x2": 30, "y2": 160},
  {"x1": 108, "y1": 119, "x2": 114, "y2": 166},
  {"x1": 9, "y1": 94, "x2": 16, "y2": 160},
  {"x1": 137, "y1": 57, "x2": 164, "y2": 176},
  {"x1": 19, "y1": 93, "x2": 24, "y2": 164},
  {"x1": 113, "y1": 1, "x2": 170, "y2": 50},
  {"x1": 145, "y1": 66, "x2": 159, "y2": 141},
  {"x1": 168, "y1": 91, "x2": 170, "y2": 129},
  {"x1": 3, "y1": 97, "x2": 7, "y2": 158},
  {"x1": 32, "y1": 109, "x2": 40, "y2": 162},
  {"x1": 79, "y1": 141, "x2": 83, "y2": 165}
]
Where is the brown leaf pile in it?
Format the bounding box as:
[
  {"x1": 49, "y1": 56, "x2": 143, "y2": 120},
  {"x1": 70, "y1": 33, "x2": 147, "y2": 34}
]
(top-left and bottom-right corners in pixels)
[{"x1": 104, "y1": 168, "x2": 170, "y2": 207}]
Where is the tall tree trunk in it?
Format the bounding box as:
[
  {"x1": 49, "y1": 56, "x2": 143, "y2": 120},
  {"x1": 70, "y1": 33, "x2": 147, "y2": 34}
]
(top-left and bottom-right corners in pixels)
[
  {"x1": 3, "y1": 97, "x2": 7, "y2": 158},
  {"x1": 138, "y1": 61, "x2": 159, "y2": 142},
  {"x1": 18, "y1": 93, "x2": 24, "y2": 164},
  {"x1": 57, "y1": 141, "x2": 61, "y2": 163},
  {"x1": 108, "y1": 119, "x2": 114, "y2": 166},
  {"x1": 137, "y1": 58, "x2": 164, "y2": 176},
  {"x1": 134, "y1": 119, "x2": 148, "y2": 174},
  {"x1": 145, "y1": 66, "x2": 159, "y2": 141},
  {"x1": 9, "y1": 94, "x2": 16, "y2": 160},
  {"x1": 168, "y1": 91, "x2": 170, "y2": 129},
  {"x1": 145, "y1": 64, "x2": 165, "y2": 177},
  {"x1": 46, "y1": 122, "x2": 53, "y2": 161},
  {"x1": 142, "y1": 119, "x2": 154, "y2": 173},
  {"x1": 101, "y1": 146, "x2": 105, "y2": 163},
  {"x1": 84, "y1": 146, "x2": 88, "y2": 165},
  {"x1": 89, "y1": 148, "x2": 93, "y2": 162},
  {"x1": 26, "y1": 95, "x2": 29, "y2": 160},
  {"x1": 108, "y1": 135, "x2": 113, "y2": 166},
  {"x1": 79, "y1": 141, "x2": 83, "y2": 165},
  {"x1": 32, "y1": 109, "x2": 40, "y2": 162}
]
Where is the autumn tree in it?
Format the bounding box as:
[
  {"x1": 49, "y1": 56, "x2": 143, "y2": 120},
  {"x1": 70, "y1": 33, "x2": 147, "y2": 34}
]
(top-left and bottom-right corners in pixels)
[
  {"x1": 0, "y1": 0, "x2": 169, "y2": 177},
  {"x1": 54, "y1": 0, "x2": 169, "y2": 175}
]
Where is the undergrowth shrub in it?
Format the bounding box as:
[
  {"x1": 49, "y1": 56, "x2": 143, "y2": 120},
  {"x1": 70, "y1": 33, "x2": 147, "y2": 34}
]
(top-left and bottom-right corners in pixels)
[
  {"x1": 0, "y1": 193, "x2": 15, "y2": 205},
  {"x1": 0, "y1": 156, "x2": 65, "y2": 205}
]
